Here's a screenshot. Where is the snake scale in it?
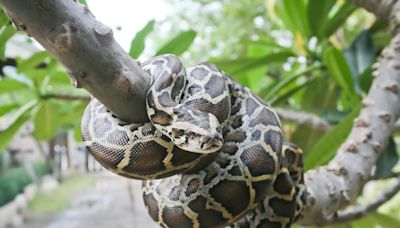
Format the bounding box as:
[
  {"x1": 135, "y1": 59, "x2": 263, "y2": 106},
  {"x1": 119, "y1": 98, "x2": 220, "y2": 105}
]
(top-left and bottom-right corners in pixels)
[{"x1": 81, "y1": 54, "x2": 306, "y2": 228}]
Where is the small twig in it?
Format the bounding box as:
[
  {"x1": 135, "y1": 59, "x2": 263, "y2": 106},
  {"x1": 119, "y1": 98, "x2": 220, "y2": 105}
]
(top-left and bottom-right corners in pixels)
[
  {"x1": 274, "y1": 107, "x2": 332, "y2": 132},
  {"x1": 370, "y1": 171, "x2": 400, "y2": 181},
  {"x1": 327, "y1": 175, "x2": 400, "y2": 224},
  {"x1": 44, "y1": 93, "x2": 90, "y2": 101}
]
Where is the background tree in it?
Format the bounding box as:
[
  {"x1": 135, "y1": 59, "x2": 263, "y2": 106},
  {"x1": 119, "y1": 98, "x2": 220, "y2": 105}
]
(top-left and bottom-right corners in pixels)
[{"x1": 0, "y1": 0, "x2": 399, "y2": 226}]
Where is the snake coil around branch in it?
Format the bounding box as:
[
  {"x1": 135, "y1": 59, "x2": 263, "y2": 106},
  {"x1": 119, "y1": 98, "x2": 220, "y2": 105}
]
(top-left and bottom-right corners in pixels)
[{"x1": 81, "y1": 54, "x2": 306, "y2": 227}]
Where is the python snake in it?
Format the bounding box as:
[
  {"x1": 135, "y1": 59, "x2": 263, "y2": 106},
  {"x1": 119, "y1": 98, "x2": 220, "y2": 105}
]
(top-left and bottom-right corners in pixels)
[{"x1": 81, "y1": 54, "x2": 306, "y2": 227}]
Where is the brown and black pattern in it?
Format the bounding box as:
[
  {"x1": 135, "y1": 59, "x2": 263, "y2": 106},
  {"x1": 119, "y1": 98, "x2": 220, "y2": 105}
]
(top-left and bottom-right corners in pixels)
[{"x1": 81, "y1": 54, "x2": 306, "y2": 228}]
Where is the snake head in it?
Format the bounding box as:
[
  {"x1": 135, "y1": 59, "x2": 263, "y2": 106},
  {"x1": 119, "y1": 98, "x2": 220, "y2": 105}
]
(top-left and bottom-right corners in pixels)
[{"x1": 170, "y1": 110, "x2": 223, "y2": 154}]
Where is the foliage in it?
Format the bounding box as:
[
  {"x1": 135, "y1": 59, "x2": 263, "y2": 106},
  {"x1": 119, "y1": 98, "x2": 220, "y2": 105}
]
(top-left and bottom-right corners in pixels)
[
  {"x1": 0, "y1": 0, "x2": 399, "y2": 225},
  {"x1": 28, "y1": 172, "x2": 95, "y2": 214},
  {"x1": 0, "y1": 6, "x2": 198, "y2": 154},
  {"x1": 0, "y1": 161, "x2": 50, "y2": 206}
]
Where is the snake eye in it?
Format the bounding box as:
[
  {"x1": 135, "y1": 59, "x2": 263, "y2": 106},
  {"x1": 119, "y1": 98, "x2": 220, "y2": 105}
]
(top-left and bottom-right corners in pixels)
[{"x1": 172, "y1": 128, "x2": 185, "y2": 138}]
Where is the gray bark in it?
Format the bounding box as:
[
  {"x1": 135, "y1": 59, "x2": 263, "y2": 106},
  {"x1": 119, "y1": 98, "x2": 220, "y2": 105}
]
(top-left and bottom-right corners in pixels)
[
  {"x1": 0, "y1": 0, "x2": 150, "y2": 123},
  {"x1": 1, "y1": 0, "x2": 400, "y2": 226},
  {"x1": 299, "y1": 0, "x2": 400, "y2": 224}
]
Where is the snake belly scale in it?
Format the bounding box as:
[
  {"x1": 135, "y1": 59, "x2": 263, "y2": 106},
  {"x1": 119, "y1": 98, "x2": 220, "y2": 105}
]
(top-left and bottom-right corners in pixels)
[{"x1": 81, "y1": 54, "x2": 306, "y2": 227}]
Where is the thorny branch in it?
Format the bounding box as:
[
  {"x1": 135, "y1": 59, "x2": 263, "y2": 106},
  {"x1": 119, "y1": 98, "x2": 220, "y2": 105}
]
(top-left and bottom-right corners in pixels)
[
  {"x1": 299, "y1": 0, "x2": 400, "y2": 224},
  {"x1": 0, "y1": 0, "x2": 399, "y2": 226},
  {"x1": 327, "y1": 174, "x2": 400, "y2": 224},
  {"x1": 0, "y1": 0, "x2": 150, "y2": 123}
]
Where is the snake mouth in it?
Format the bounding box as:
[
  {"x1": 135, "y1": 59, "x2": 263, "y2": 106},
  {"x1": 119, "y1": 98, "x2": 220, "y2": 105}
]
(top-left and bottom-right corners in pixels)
[{"x1": 171, "y1": 127, "x2": 223, "y2": 154}]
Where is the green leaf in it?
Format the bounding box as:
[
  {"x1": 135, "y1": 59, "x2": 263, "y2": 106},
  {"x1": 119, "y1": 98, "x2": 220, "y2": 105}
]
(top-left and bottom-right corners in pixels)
[
  {"x1": 321, "y1": 2, "x2": 357, "y2": 38},
  {"x1": 18, "y1": 51, "x2": 50, "y2": 73},
  {"x1": 1, "y1": 99, "x2": 38, "y2": 129},
  {"x1": 0, "y1": 100, "x2": 38, "y2": 152},
  {"x1": 0, "y1": 9, "x2": 9, "y2": 28},
  {"x1": 0, "y1": 78, "x2": 29, "y2": 95},
  {"x1": 73, "y1": 123, "x2": 82, "y2": 142},
  {"x1": 373, "y1": 136, "x2": 399, "y2": 179},
  {"x1": 370, "y1": 213, "x2": 400, "y2": 228},
  {"x1": 129, "y1": 20, "x2": 155, "y2": 59},
  {"x1": 282, "y1": 0, "x2": 311, "y2": 37},
  {"x1": 307, "y1": 0, "x2": 336, "y2": 37},
  {"x1": 79, "y1": 0, "x2": 88, "y2": 6},
  {"x1": 0, "y1": 113, "x2": 30, "y2": 153},
  {"x1": 156, "y1": 30, "x2": 197, "y2": 56},
  {"x1": 323, "y1": 47, "x2": 356, "y2": 98},
  {"x1": 344, "y1": 30, "x2": 375, "y2": 93},
  {"x1": 264, "y1": 64, "x2": 321, "y2": 100},
  {"x1": 59, "y1": 101, "x2": 88, "y2": 126},
  {"x1": 305, "y1": 106, "x2": 360, "y2": 170},
  {"x1": 214, "y1": 52, "x2": 293, "y2": 76},
  {"x1": 0, "y1": 24, "x2": 16, "y2": 60},
  {"x1": 0, "y1": 104, "x2": 19, "y2": 117},
  {"x1": 33, "y1": 101, "x2": 61, "y2": 140}
]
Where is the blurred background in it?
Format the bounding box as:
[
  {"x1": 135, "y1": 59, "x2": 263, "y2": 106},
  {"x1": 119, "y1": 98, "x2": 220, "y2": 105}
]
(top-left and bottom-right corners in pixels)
[{"x1": 0, "y1": 0, "x2": 399, "y2": 227}]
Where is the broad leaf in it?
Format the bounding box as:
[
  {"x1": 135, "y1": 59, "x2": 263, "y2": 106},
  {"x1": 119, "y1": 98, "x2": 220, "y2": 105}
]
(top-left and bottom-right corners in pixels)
[
  {"x1": 323, "y1": 47, "x2": 357, "y2": 99},
  {"x1": 18, "y1": 51, "x2": 50, "y2": 73},
  {"x1": 0, "y1": 104, "x2": 19, "y2": 117},
  {"x1": 0, "y1": 99, "x2": 38, "y2": 130},
  {"x1": 129, "y1": 20, "x2": 155, "y2": 59},
  {"x1": 0, "y1": 100, "x2": 38, "y2": 152},
  {"x1": 373, "y1": 136, "x2": 399, "y2": 179},
  {"x1": 307, "y1": 0, "x2": 336, "y2": 37},
  {"x1": 305, "y1": 106, "x2": 360, "y2": 170},
  {"x1": 156, "y1": 30, "x2": 197, "y2": 56},
  {"x1": 73, "y1": 123, "x2": 82, "y2": 142},
  {"x1": 344, "y1": 30, "x2": 375, "y2": 93},
  {"x1": 282, "y1": 0, "x2": 311, "y2": 37},
  {"x1": 214, "y1": 52, "x2": 293, "y2": 76},
  {"x1": 321, "y1": 2, "x2": 357, "y2": 38},
  {"x1": 264, "y1": 64, "x2": 321, "y2": 100},
  {"x1": 0, "y1": 78, "x2": 29, "y2": 95},
  {"x1": 33, "y1": 101, "x2": 61, "y2": 140},
  {"x1": 0, "y1": 24, "x2": 16, "y2": 60},
  {"x1": 79, "y1": 0, "x2": 88, "y2": 6},
  {"x1": 0, "y1": 113, "x2": 30, "y2": 153}
]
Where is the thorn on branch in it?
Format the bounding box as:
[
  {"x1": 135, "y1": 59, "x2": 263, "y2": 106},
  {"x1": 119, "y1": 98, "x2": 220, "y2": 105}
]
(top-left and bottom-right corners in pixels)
[
  {"x1": 360, "y1": 130, "x2": 373, "y2": 143},
  {"x1": 343, "y1": 140, "x2": 358, "y2": 153},
  {"x1": 326, "y1": 175, "x2": 400, "y2": 225},
  {"x1": 378, "y1": 112, "x2": 392, "y2": 123},
  {"x1": 371, "y1": 141, "x2": 382, "y2": 153},
  {"x1": 67, "y1": 71, "x2": 87, "y2": 88},
  {"x1": 383, "y1": 81, "x2": 399, "y2": 94},
  {"x1": 361, "y1": 98, "x2": 375, "y2": 108},
  {"x1": 94, "y1": 21, "x2": 113, "y2": 39},
  {"x1": 354, "y1": 116, "x2": 370, "y2": 128}
]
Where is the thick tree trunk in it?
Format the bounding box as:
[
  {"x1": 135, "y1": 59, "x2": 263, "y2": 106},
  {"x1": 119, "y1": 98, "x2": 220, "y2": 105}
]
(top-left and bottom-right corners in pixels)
[
  {"x1": 0, "y1": 0, "x2": 150, "y2": 123},
  {"x1": 1, "y1": 0, "x2": 400, "y2": 226},
  {"x1": 299, "y1": 0, "x2": 400, "y2": 224}
]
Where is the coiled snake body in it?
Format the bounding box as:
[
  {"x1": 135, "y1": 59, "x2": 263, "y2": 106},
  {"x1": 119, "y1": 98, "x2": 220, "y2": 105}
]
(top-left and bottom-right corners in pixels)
[{"x1": 81, "y1": 55, "x2": 306, "y2": 227}]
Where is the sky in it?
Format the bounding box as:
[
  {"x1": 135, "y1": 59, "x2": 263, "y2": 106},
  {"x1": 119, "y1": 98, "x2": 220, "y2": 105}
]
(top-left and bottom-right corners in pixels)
[{"x1": 87, "y1": 0, "x2": 172, "y2": 51}]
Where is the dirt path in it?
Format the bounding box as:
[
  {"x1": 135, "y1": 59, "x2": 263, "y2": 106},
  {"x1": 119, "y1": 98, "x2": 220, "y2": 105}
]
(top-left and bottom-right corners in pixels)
[{"x1": 25, "y1": 173, "x2": 158, "y2": 228}]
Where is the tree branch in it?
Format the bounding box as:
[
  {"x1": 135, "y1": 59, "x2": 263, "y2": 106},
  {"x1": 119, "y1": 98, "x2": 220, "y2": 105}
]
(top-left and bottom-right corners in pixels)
[
  {"x1": 327, "y1": 175, "x2": 400, "y2": 224},
  {"x1": 274, "y1": 107, "x2": 332, "y2": 132},
  {"x1": 43, "y1": 93, "x2": 90, "y2": 101},
  {"x1": 350, "y1": 0, "x2": 400, "y2": 34},
  {"x1": 0, "y1": 0, "x2": 150, "y2": 123},
  {"x1": 298, "y1": 0, "x2": 400, "y2": 224}
]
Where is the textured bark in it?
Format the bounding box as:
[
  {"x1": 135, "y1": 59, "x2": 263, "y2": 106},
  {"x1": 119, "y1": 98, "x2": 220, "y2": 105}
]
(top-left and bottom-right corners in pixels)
[
  {"x1": 299, "y1": 0, "x2": 400, "y2": 224},
  {"x1": 275, "y1": 108, "x2": 332, "y2": 132},
  {"x1": 350, "y1": 0, "x2": 400, "y2": 34},
  {"x1": 1, "y1": 0, "x2": 400, "y2": 226},
  {"x1": 328, "y1": 175, "x2": 400, "y2": 224},
  {"x1": 0, "y1": 0, "x2": 150, "y2": 123}
]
